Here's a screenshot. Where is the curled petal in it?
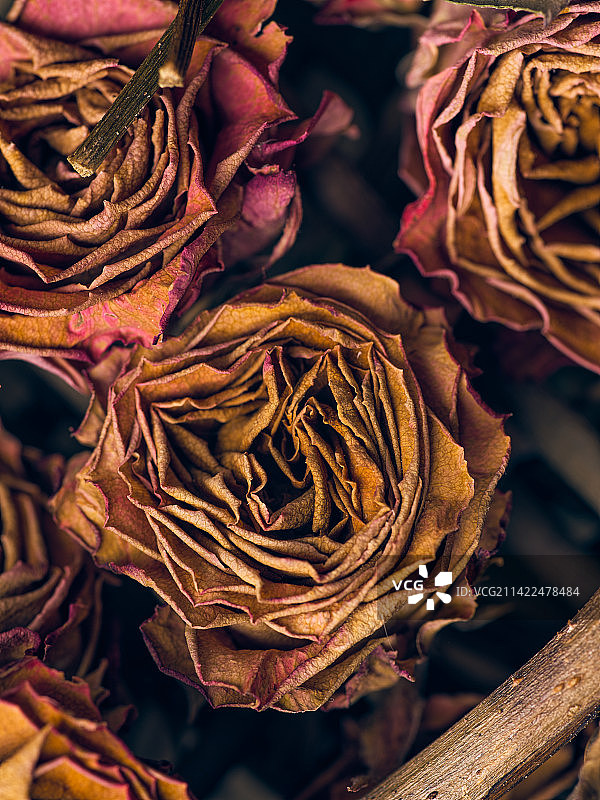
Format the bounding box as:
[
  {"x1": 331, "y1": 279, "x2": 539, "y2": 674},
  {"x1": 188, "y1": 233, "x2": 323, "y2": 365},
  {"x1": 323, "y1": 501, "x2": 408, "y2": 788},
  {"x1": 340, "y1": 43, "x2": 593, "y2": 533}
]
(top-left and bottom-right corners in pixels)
[
  {"x1": 0, "y1": 3, "x2": 353, "y2": 360},
  {"x1": 0, "y1": 657, "x2": 195, "y2": 800},
  {"x1": 53, "y1": 264, "x2": 510, "y2": 710},
  {"x1": 0, "y1": 424, "x2": 103, "y2": 675},
  {"x1": 399, "y1": 2, "x2": 600, "y2": 372}
]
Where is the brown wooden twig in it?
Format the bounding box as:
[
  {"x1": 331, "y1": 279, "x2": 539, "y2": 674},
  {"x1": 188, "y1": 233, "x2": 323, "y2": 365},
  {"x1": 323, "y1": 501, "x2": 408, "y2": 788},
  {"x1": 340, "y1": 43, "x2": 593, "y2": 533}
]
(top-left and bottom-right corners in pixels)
[
  {"x1": 68, "y1": 0, "x2": 223, "y2": 177},
  {"x1": 365, "y1": 589, "x2": 600, "y2": 800}
]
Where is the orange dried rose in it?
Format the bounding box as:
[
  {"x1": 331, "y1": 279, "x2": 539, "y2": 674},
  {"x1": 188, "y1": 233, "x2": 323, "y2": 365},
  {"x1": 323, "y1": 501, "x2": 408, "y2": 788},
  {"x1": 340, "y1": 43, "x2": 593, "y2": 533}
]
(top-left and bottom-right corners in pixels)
[
  {"x1": 53, "y1": 265, "x2": 510, "y2": 711},
  {"x1": 398, "y1": 2, "x2": 600, "y2": 373},
  {"x1": 0, "y1": 656, "x2": 195, "y2": 799},
  {"x1": 0, "y1": 0, "x2": 352, "y2": 360},
  {"x1": 0, "y1": 422, "x2": 102, "y2": 674}
]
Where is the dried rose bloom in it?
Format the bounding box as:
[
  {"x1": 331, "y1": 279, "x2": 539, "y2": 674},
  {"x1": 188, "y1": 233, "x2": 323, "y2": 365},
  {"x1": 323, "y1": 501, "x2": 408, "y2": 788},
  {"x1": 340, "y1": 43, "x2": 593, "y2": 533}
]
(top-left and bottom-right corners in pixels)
[
  {"x1": 397, "y1": 2, "x2": 600, "y2": 373},
  {"x1": 309, "y1": 0, "x2": 423, "y2": 27},
  {"x1": 0, "y1": 0, "x2": 352, "y2": 360},
  {"x1": 0, "y1": 423, "x2": 103, "y2": 673},
  {"x1": 53, "y1": 265, "x2": 510, "y2": 711},
  {"x1": 0, "y1": 656, "x2": 195, "y2": 799}
]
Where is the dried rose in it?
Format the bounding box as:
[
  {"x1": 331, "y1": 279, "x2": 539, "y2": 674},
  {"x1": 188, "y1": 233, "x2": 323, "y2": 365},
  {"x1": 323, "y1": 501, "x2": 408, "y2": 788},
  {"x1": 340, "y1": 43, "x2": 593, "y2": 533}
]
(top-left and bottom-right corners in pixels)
[
  {"x1": 309, "y1": 0, "x2": 423, "y2": 27},
  {"x1": 0, "y1": 0, "x2": 352, "y2": 360},
  {"x1": 0, "y1": 656, "x2": 195, "y2": 799},
  {"x1": 0, "y1": 422, "x2": 103, "y2": 674},
  {"x1": 397, "y1": 3, "x2": 600, "y2": 373},
  {"x1": 52, "y1": 264, "x2": 510, "y2": 711}
]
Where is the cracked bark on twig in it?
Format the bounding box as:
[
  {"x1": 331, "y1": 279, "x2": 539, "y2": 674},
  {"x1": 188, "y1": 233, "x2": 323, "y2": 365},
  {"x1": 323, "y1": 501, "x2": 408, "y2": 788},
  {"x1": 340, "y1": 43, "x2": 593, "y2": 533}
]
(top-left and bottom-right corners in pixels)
[{"x1": 365, "y1": 589, "x2": 600, "y2": 800}]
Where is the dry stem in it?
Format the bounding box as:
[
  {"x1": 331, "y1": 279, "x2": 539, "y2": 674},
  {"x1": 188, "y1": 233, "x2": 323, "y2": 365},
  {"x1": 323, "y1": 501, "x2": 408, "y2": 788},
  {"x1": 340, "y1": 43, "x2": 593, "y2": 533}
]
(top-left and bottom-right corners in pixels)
[
  {"x1": 68, "y1": 0, "x2": 223, "y2": 176},
  {"x1": 158, "y1": 0, "x2": 205, "y2": 88},
  {"x1": 365, "y1": 589, "x2": 600, "y2": 800}
]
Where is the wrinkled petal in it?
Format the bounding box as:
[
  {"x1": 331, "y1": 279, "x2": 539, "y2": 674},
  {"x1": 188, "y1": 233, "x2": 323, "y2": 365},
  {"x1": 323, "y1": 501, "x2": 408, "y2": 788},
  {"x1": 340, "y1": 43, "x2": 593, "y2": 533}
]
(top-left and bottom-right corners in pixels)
[
  {"x1": 0, "y1": 5, "x2": 353, "y2": 361},
  {"x1": 7, "y1": 0, "x2": 176, "y2": 42},
  {"x1": 398, "y1": 2, "x2": 600, "y2": 373},
  {"x1": 0, "y1": 657, "x2": 194, "y2": 800},
  {"x1": 0, "y1": 424, "x2": 103, "y2": 675},
  {"x1": 53, "y1": 264, "x2": 510, "y2": 711}
]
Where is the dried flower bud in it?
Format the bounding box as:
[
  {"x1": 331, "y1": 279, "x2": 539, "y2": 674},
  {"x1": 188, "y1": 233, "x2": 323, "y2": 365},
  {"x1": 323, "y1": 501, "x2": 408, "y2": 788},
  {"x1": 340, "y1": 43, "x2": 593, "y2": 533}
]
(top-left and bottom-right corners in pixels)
[{"x1": 0, "y1": 0, "x2": 353, "y2": 360}]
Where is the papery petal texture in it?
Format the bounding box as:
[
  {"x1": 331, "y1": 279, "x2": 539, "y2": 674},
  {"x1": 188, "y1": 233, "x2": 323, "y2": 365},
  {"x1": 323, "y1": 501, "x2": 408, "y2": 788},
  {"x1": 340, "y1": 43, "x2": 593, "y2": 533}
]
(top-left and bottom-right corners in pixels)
[
  {"x1": 0, "y1": 423, "x2": 102, "y2": 674},
  {"x1": 52, "y1": 264, "x2": 510, "y2": 711},
  {"x1": 0, "y1": 0, "x2": 353, "y2": 361},
  {"x1": 0, "y1": 656, "x2": 195, "y2": 799},
  {"x1": 398, "y1": 2, "x2": 600, "y2": 372},
  {"x1": 7, "y1": 0, "x2": 177, "y2": 43}
]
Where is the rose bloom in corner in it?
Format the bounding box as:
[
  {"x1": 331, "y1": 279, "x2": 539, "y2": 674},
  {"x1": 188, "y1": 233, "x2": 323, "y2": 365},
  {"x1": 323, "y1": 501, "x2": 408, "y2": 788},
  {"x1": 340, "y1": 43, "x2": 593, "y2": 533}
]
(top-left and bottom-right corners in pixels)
[
  {"x1": 397, "y1": 2, "x2": 600, "y2": 373},
  {"x1": 53, "y1": 265, "x2": 510, "y2": 711},
  {"x1": 0, "y1": 657, "x2": 195, "y2": 799},
  {"x1": 0, "y1": 0, "x2": 352, "y2": 360}
]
